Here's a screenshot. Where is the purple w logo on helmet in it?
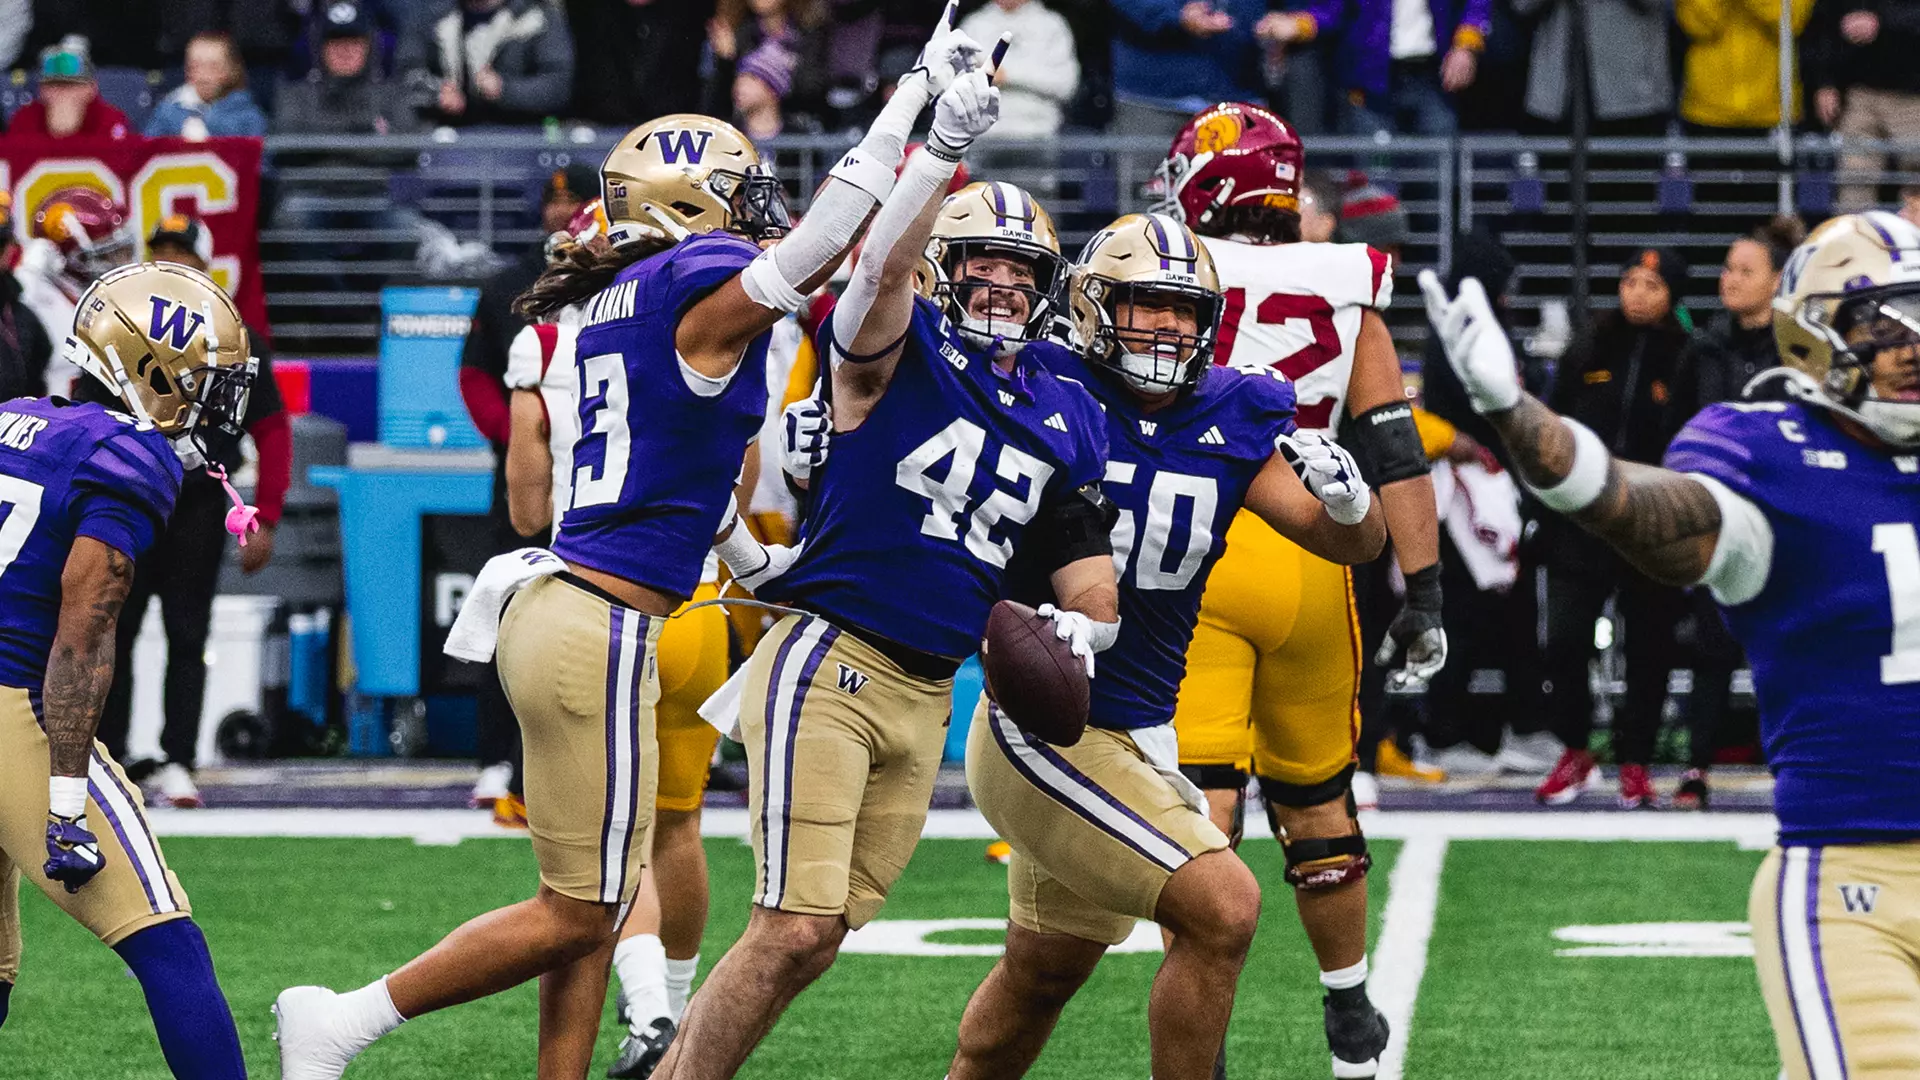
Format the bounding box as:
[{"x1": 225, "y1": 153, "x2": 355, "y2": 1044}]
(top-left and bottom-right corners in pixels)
[
  {"x1": 653, "y1": 129, "x2": 714, "y2": 166},
  {"x1": 148, "y1": 297, "x2": 206, "y2": 351}
]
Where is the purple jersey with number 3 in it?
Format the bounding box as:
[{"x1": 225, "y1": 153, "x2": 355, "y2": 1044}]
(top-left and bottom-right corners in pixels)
[
  {"x1": 1665, "y1": 400, "x2": 1920, "y2": 844},
  {"x1": 0, "y1": 398, "x2": 181, "y2": 689},
  {"x1": 553, "y1": 232, "x2": 769, "y2": 598}
]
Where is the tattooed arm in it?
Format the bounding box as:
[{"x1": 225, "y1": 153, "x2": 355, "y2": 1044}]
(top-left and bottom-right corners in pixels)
[
  {"x1": 1487, "y1": 392, "x2": 1723, "y2": 585},
  {"x1": 44, "y1": 538, "x2": 136, "y2": 779}
]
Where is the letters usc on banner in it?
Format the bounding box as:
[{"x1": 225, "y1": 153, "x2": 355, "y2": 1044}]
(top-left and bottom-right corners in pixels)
[{"x1": 0, "y1": 136, "x2": 267, "y2": 335}]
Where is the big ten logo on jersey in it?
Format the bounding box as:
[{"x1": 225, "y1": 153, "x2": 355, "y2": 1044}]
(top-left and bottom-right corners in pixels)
[
  {"x1": 149, "y1": 295, "x2": 207, "y2": 350},
  {"x1": 895, "y1": 418, "x2": 1053, "y2": 569},
  {"x1": 1215, "y1": 287, "x2": 1342, "y2": 429},
  {"x1": 1103, "y1": 459, "x2": 1217, "y2": 592},
  {"x1": 0, "y1": 411, "x2": 48, "y2": 452}
]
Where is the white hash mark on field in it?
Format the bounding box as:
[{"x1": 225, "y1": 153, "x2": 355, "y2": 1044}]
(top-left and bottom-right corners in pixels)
[{"x1": 1372, "y1": 836, "x2": 1447, "y2": 1080}]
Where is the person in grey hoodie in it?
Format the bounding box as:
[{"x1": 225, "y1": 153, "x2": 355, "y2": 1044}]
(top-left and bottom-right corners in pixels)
[
  {"x1": 399, "y1": 0, "x2": 575, "y2": 126},
  {"x1": 144, "y1": 31, "x2": 268, "y2": 138},
  {"x1": 275, "y1": 1, "x2": 420, "y2": 136}
]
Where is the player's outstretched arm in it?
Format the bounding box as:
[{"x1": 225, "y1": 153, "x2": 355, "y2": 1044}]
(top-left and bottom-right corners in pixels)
[
  {"x1": 676, "y1": 5, "x2": 983, "y2": 378},
  {"x1": 832, "y1": 48, "x2": 1007, "y2": 423},
  {"x1": 41, "y1": 537, "x2": 135, "y2": 893},
  {"x1": 1418, "y1": 270, "x2": 1727, "y2": 587},
  {"x1": 1247, "y1": 443, "x2": 1387, "y2": 564},
  {"x1": 504, "y1": 389, "x2": 553, "y2": 539}
]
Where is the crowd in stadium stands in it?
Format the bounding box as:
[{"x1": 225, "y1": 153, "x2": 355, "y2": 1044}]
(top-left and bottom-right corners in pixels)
[{"x1": 0, "y1": 0, "x2": 1911, "y2": 143}]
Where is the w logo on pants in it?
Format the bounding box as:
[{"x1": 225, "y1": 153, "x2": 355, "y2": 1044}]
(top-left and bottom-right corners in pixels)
[
  {"x1": 836, "y1": 663, "x2": 870, "y2": 696},
  {"x1": 1838, "y1": 883, "x2": 1880, "y2": 914}
]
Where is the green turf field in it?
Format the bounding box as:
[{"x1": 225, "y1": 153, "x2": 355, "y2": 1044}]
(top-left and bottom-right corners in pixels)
[{"x1": 6, "y1": 832, "x2": 1778, "y2": 1079}]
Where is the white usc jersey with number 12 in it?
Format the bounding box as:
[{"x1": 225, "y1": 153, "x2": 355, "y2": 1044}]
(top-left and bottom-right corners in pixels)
[{"x1": 1200, "y1": 237, "x2": 1393, "y2": 436}]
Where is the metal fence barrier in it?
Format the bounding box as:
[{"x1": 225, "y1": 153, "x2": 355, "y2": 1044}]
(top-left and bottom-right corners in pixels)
[{"x1": 260, "y1": 132, "x2": 1920, "y2": 357}]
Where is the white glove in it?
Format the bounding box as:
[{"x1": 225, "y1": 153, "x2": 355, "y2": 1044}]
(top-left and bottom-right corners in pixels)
[
  {"x1": 729, "y1": 542, "x2": 799, "y2": 593},
  {"x1": 1276, "y1": 430, "x2": 1370, "y2": 526},
  {"x1": 929, "y1": 68, "x2": 1000, "y2": 155},
  {"x1": 905, "y1": 0, "x2": 986, "y2": 96},
  {"x1": 781, "y1": 396, "x2": 832, "y2": 484},
  {"x1": 1417, "y1": 270, "x2": 1521, "y2": 415},
  {"x1": 1036, "y1": 603, "x2": 1120, "y2": 679}
]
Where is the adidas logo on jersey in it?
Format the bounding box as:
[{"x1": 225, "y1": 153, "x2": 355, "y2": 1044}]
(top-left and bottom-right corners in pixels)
[
  {"x1": 1197, "y1": 425, "x2": 1226, "y2": 446},
  {"x1": 836, "y1": 663, "x2": 870, "y2": 696},
  {"x1": 1045, "y1": 413, "x2": 1069, "y2": 432},
  {"x1": 1138, "y1": 420, "x2": 1158, "y2": 437},
  {"x1": 998, "y1": 390, "x2": 1018, "y2": 408},
  {"x1": 1897, "y1": 456, "x2": 1918, "y2": 474}
]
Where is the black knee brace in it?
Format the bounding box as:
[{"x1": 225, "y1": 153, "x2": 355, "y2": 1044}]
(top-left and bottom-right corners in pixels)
[
  {"x1": 1259, "y1": 764, "x2": 1371, "y2": 890},
  {"x1": 1180, "y1": 764, "x2": 1248, "y2": 847}
]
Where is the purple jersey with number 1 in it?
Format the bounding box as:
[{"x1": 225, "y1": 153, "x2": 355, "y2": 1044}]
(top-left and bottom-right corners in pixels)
[
  {"x1": 1665, "y1": 400, "x2": 1920, "y2": 845},
  {"x1": 553, "y1": 232, "x2": 769, "y2": 599},
  {"x1": 0, "y1": 397, "x2": 181, "y2": 690}
]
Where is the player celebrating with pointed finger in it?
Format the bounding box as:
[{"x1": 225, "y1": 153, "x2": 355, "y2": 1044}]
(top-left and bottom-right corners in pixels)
[{"x1": 1421, "y1": 211, "x2": 1920, "y2": 1080}]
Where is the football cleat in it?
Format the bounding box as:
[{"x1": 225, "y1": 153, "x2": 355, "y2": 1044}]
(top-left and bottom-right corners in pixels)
[
  {"x1": 493, "y1": 792, "x2": 529, "y2": 830},
  {"x1": 1493, "y1": 730, "x2": 1563, "y2": 774},
  {"x1": 1324, "y1": 987, "x2": 1389, "y2": 1079},
  {"x1": 1617, "y1": 764, "x2": 1658, "y2": 810},
  {"x1": 273, "y1": 986, "x2": 364, "y2": 1080},
  {"x1": 985, "y1": 840, "x2": 1011, "y2": 865},
  {"x1": 608, "y1": 1016, "x2": 676, "y2": 1079},
  {"x1": 1534, "y1": 749, "x2": 1597, "y2": 805},
  {"x1": 155, "y1": 762, "x2": 204, "y2": 808},
  {"x1": 1375, "y1": 740, "x2": 1444, "y2": 783},
  {"x1": 470, "y1": 761, "x2": 513, "y2": 809},
  {"x1": 1673, "y1": 768, "x2": 1710, "y2": 811}
]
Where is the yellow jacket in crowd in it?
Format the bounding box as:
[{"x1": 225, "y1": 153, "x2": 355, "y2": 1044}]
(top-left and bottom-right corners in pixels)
[{"x1": 1677, "y1": 0, "x2": 1815, "y2": 129}]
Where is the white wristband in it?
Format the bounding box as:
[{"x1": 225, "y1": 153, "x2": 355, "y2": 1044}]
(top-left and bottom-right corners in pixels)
[
  {"x1": 1526, "y1": 418, "x2": 1611, "y2": 513},
  {"x1": 50, "y1": 775, "x2": 87, "y2": 819},
  {"x1": 741, "y1": 248, "x2": 809, "y2": 315},
  {"x1": 714, "y1": 515, "x2": 771, "y2": 578},
  {"x1": 826, "y1": 147, "x2": 897, "y2": 203}
]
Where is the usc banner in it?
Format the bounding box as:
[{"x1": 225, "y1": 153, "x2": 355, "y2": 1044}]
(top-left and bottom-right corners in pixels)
[{"x1": 0, "y1": 136, "x2": 267, "y2": 333}]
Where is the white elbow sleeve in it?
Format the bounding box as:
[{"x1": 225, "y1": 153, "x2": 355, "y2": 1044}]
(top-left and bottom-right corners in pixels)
[
  {"x1": 1689, "y1": 474, "x2": 1774, "y2": 606},
  {"x1": 826, "y1": 145, "x2": 897, "y2": 203},
  {"x1": 1526, "y1": 418, "x2": 1611, "y2": 513},
  {"x1": 741, "y1": 248, "x2": 809, "y2": 315}
]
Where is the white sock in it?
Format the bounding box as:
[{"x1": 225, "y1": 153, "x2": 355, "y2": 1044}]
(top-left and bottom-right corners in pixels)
[
  {"x1": 664, "y1": 954, "x2": 699, "y2": 1023},
  {"x1": 613, "y1": 935, "x2": 670, "y2": 1033},
  {"x1": 336, "y1": 976, "x2": 406, "y2": 1047},
  {"x1": 1320, "y1": 955, "x2": 1369, "y2": 991}
]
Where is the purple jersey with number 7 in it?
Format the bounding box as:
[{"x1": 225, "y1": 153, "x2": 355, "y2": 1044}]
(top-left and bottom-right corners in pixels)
[
  {"x1": 1665, "y1": 399, "x2": 1920, "y2": 844},
  {"x1": 0, "y1": 397, "x2": 181, "y2": 690}
]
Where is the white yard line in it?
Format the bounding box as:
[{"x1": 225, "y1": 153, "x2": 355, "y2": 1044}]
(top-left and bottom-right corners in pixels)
[
  {"x1": 1370, "y1": 836, "x2": 1448, "y2": 1080},
  {"x1": 142, "y1": 806, "x2": 1780, "y2": 846}
]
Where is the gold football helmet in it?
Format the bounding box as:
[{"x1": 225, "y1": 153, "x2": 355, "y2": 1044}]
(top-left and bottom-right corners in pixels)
[
  {"x1": 599, "y1": 114, "x2": 790, "y2": 248},
  {"x1": 1066, "y1": 212, "x2": 1222, "y2": 394},
  {"x1": 918, "y1": 181, "x2": 1065, "y2": 349},
  {"x1": 67, "y1": 262, "x2": 256, "y2": 467},
  {"x1": 1774, "y1": 210, "x2": 1920, "y2": 445}
]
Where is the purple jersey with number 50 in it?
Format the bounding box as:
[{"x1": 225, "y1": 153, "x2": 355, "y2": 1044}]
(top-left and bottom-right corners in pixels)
[
  {"x1": 0, "y1": 398, "x2": 181, "y2": 690},
  {"x1": 1665, "y1": 400, "x2": 1920, "y2": 844},
  {"x1": 553, "y1": 232, "x2": 769, "y2": 599}
]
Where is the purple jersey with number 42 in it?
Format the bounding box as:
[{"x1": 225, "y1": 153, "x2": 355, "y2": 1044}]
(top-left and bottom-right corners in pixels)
[
  {"x1": 1665, "y1": 400, "x2": 1920, "y2": 844},
  {"x1": 0, "y1": 397, "x2": 181, "y2": 690},
  {"x1": 554, "y1": 232, "x2": 769, "y2": 599}
]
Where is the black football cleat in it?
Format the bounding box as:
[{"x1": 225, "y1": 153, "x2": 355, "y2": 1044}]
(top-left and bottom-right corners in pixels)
[
  {"x1": 608, "y1": 1016, "x2": 676, "y2": 1079},
  {"x1": 1324, "y1": 986, "x2": 1389, "y2": 1079}
]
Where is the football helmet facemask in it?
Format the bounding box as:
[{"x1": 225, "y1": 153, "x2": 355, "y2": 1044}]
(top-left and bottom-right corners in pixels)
[
  {"x1": 66, "y1": 262, "x2": 257, "y2": 468},
  {"x1": 1067, "y1": 213, "x2": 1223, "y2": 395},
  {"x1": 1773, "y1": 211, "x2": 1920, "y2": 446},
  {"x1": 599, "y1": 114, "x2": 790, "y2": 248},
  {"x1": 917, "y1": 181, "x2": 1066, "y2": 352}
]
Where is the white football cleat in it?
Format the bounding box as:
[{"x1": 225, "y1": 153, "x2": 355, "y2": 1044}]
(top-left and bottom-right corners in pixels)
[
  {"x1": 469, "y1": 761, "x2": 512, "y2": 809},
  {"x1": 155, "y1": 762, "x2": 204, "y2": 808},
  {"x1": 1493, "y1": 730, "x2": 1562, "y2": 774},
  {"x1": 274, "y1": 986, "x2": 366, "y2": 1080}
]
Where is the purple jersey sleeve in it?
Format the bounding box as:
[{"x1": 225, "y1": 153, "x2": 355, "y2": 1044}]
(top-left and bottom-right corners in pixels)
[
  {"x1": 70, "y1": 431, "x2": 180, "y2": 561},
  {"x1": 1662, "y1": 402, "x2": 1777, "y2": 508},
  {"x1": 1241, "y1": 365, "x2": 1299, "y2": 440},
  {"x1": 660, "y1": 232, "x2": 761, "y2": 319}
]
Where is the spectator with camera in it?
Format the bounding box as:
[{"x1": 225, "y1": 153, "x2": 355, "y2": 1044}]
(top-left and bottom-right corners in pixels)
[
  {"x1": 399, "y1": 0, "x2": 575, "y2": 127},
  {"x1": 145, "y1": 31, "x2": 269, "y2": 139}
]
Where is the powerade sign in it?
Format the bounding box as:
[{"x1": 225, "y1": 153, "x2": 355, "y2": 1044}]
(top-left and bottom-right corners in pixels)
[{"x1": 378, "y1": 286, "x2": 483, "y2": 449}]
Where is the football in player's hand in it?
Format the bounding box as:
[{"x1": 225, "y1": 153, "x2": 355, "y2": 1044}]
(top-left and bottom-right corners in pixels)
[{"x1": 982, "y1": 600, "x2": 1089, "y2": 746}]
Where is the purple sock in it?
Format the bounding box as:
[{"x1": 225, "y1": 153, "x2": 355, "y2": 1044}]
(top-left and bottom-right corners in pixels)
[
  {"x1": 0, "y1": 979, "x2": 11, "y2": 1028},
  {"x1": 112, "y1": 921, "x2": 245, "y2": 1080}
]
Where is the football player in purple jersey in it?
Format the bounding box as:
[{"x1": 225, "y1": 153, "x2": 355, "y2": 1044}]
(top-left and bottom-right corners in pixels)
[
  {"x1": 0, "y1": 261, "x2": 256, "y2": 1079},
  {"x1": 947, "y1": 212, "x2": 1386, "y2": 1080},
  {"x1": 273, "y1": 8, "x2": 1002, "y2": 1080},
  {"x1": 1421, "y1": 211, "x2": 1920, "y2": 1080}
]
